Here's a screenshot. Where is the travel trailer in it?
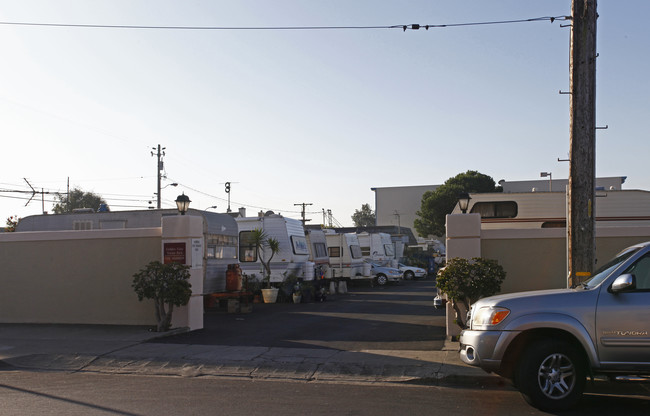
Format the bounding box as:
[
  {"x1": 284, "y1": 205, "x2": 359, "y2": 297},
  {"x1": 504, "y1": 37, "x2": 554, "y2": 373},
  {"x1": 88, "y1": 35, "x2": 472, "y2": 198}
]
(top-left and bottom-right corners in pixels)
[
  {"x1": 305, "y1": 228, "x2": 330, "y2": 279},
  {"x1": 356, "y1": 232, "x2": 397, "y2": 267},
  {"x1": 451, "y1": 190, "x2": 650, "y2": 229},
  {"x1": 324, "y1": 231, "x2": 371, "y2": 282},
  {"x1": 15, "y1": 209, "x2": 239, "y2": 294},
  {"x1": 235, "y1": 213, "x2": 310, "y2": 283}
]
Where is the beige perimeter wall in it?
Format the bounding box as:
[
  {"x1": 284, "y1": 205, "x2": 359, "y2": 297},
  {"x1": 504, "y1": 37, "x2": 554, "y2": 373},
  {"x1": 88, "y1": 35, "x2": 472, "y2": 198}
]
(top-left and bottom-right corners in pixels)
[
  {"x1": 0, "y1": 228, "x2": 161, "y2": 325},
  {"x1": 481, "y1": 227, "x2": 650, "y2": 294}
]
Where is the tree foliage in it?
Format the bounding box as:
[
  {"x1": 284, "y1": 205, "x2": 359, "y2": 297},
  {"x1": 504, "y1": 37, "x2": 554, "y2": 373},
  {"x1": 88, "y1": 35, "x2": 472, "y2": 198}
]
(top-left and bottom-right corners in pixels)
[
  {"x1": 414, "y1": 170, "x2": 499, "y2": 237},
  {"x1": 132, "y1": 261, "x2": 192, "y2": 332},
  {"x1": 436, "y1": 257, "x2": 506, "y2": 329},
  {"x1": 52, "y1": 187, "x2": 108, "y2": 214},
  {"x1": 5, "y1": 215, "x2": 19, "y2": 232},
  {"x1": 351, "y1": 203, "x2": 375, "y2": 227}
]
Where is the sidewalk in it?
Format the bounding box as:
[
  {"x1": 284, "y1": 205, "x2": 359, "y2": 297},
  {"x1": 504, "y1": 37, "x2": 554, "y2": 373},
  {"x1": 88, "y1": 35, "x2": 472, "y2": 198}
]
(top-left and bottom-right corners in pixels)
[{"x1": 0, "y1": 323, "x2": 503, "y2": 387}]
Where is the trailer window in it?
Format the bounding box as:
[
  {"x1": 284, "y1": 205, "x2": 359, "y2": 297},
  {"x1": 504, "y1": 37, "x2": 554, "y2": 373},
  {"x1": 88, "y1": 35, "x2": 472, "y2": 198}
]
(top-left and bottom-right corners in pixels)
[
  {"x1": 291, "y1": 236, "x2": 309, "y2": 255},
  {"x1": 384, "y1": 244, "x2": 395, "y2": 257},
  {"x1": 238, "y1": 231, "x2": 258, "y2": 262},
  {"x1": 470, "y1": 201, "x2": 517, "y2": 218},
  {"x1": 207, "y1": 234, "x2": 237, "y2": 259},
  {"x1": 360, "y1": 246, "x2": 371, "y2": 257},
  {"x1": 328, "y1": 247, "x2": 341, "y2": 257},
  {"x1": 350, "y1": 244, "x2": 362, "y2": 259},
  {"x1": 313, "y1": 242, "x2": 327, "y2": 258}
]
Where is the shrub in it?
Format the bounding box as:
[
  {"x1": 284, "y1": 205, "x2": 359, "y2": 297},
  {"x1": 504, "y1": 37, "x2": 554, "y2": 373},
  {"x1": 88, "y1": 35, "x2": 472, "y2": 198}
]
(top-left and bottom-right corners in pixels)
[
  {"x1": 436, "y1": 257, "x2": 506, "y2": 329},
  {"x1": 132, "y1": 261, "x2": 192, "y2": 332}
]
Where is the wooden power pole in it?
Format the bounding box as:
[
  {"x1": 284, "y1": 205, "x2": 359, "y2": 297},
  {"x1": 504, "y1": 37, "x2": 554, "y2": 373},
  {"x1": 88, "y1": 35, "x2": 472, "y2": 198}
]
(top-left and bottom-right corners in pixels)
[{"x1": 568, "y1": 0, "x2": 598, "y2": 287}]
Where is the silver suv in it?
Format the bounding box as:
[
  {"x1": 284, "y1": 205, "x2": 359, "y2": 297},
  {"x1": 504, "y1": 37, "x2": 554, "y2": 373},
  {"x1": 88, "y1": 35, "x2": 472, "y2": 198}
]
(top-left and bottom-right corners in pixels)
[{"x1": 459, "y1": 241, "x2": 650, "y2": 411}]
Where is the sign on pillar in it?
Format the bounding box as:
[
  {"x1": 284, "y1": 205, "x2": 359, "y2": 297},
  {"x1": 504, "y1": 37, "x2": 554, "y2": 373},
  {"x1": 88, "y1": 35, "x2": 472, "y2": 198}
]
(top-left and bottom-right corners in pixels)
[{"x1": 161, "y1": 215, "x2": 205, "y2": 331}]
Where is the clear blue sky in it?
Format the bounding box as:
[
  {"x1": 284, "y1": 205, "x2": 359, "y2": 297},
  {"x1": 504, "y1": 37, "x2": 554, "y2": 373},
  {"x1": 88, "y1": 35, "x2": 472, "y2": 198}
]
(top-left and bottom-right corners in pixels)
[{"x1": 1, "y1": 1, "x2": 648, "y2": 226}]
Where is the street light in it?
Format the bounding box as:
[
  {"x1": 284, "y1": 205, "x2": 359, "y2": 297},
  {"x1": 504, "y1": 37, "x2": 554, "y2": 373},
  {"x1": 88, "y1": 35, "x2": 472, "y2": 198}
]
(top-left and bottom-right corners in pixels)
[
  {"x1": 540, "y1": 172, "x2": 553, "y2": 192},
  {"x1": 205, "y1": 206, "x2": 217, "y2": 211},
  {"x1": 154, "y1": 182, "x2": 178, "y2": 209},
  {"x1": 458, "y1": 192, "x2": 471, "y2": 214},
  {"x1": 175, "y1": 193, "x2": 191, "y2": 215}
]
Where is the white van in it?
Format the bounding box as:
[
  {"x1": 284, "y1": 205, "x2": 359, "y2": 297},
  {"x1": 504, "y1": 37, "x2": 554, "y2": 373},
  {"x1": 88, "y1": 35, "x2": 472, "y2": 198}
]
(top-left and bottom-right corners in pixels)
[
  {"x1": 236, "y1": 213, "x2": 310, "y2": 283},
  {"x1": 324, "y1": 231, "x2": 371, "y2": 282}
]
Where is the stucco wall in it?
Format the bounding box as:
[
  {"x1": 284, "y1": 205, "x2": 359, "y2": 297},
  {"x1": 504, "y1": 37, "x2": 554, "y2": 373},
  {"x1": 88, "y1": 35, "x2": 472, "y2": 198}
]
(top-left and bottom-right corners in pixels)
[
  {"x1": 0, "y1": 228, "x2": 161, "y2": 325},
  {"x1": 480, "y1": 227, "x2": 650, "y2": 294}
]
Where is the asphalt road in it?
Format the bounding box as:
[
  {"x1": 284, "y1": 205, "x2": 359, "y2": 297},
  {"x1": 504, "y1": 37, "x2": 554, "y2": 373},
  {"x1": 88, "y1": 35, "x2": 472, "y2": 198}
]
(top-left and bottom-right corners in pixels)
[
  {"x1": 1, "y1": 371, "x2": 649, "y2": 416},
  {"x1": 152, "y1": 279, "x2": 447, "y2": 351}
]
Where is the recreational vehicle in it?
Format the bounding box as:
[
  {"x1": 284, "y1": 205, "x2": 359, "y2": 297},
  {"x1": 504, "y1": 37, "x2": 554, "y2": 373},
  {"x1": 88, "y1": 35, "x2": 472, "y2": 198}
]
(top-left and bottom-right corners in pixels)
[
  {"x1": 305, "y1": 228, "x2": 330, "y2": 280},
  {"x1": 235, "y1": 214, "x2": 310, "y2": 283},
  {"x1": 356, "y1": 232, "x2": 397, "y2": 267},
  {"x1": 324, "y1": 231, "x2": 371, "y2": 282},
  {"x1": 451, "y1": 189, "x2": 650, "y2": 229},
  {"x1": 15, "y1": 209, "x2": 239, "y2": 294}
]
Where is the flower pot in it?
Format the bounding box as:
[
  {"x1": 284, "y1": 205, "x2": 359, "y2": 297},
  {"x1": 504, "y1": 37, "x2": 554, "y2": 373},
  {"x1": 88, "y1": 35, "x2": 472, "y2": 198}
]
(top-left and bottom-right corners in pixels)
[
  {"x1": 261, "y1": 288, "x2": 279, "y2": 304},
  {"x1": 292, "y1": 293, "x2": 302, "y2": 304}
]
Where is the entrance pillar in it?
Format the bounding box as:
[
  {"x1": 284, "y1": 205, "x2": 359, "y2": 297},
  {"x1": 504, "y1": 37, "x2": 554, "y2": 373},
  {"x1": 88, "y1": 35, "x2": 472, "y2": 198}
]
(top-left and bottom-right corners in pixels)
[
  {"x1": 444, "y1": 213, "x2": 481, "y2": 338},
  {"x1": 162, "y1": 215, "x2": 204, "y2": 331}
]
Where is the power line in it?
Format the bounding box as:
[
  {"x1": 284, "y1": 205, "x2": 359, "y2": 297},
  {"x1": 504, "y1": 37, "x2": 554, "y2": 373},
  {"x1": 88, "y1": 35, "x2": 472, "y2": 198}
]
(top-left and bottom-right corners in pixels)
[{"x1": 0, "y1": 16, "x2": 570, "y2": 31}]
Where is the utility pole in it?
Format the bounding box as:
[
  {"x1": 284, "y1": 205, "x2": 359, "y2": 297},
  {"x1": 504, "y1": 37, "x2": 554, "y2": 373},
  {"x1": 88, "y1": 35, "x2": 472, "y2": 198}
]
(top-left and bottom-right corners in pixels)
[
  {"x1": 568, "y1": 0, "x2": 598, "y2": 287},
  {"x1": 151, "y1": 144, "x2": 165, "y2": 209},
  {"x1": 394, "y1": 210, "x2": 402, "y2": 235},
  {"x1": 294, "y1": 202, "x2": 312, "y2": 226}
]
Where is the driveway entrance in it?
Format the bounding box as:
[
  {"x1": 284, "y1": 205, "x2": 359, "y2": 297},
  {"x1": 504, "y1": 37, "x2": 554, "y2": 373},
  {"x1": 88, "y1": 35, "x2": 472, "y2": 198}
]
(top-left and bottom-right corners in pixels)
[{"x1": 151, "y1": 280, "x2": 446, "y2": 351}]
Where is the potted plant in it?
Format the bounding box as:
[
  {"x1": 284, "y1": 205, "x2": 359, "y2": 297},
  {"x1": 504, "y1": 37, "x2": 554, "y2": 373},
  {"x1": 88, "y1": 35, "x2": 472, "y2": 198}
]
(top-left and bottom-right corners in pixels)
[
  {"x1": 249, "y1": 228, "x2": 281, "y2": 303},
  {"x1": 292, "y1": 281, "x2": 302, "y2": 304}
]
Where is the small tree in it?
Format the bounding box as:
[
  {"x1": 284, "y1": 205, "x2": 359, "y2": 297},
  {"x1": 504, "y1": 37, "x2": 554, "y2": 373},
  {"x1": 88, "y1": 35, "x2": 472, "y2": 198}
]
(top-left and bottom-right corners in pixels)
[
  {"x1": 351, "y1": 203, "x2": 376, "y2": 227},
  {"x1": 436, "y1": 257, "x2": 506, "y2": 329},
  {"x1": 5, "y1": 215, "x2": 19, "y2": 232},
  {"x1": 132, "y1": 261, "x2": 192, "y2": 332},
  {"x1": 249, "y1": 228, "x2": 280, "y2": 287}
]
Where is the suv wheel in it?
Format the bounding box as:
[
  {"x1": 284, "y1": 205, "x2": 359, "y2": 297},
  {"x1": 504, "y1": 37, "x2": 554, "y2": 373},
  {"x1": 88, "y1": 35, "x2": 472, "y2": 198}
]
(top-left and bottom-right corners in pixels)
[
  {"x1": 514, "y1": 339, "x2": 585, "y2": 411},
  {"x1": 375, "y1": 274, "x2": 388, "y2": 286}
]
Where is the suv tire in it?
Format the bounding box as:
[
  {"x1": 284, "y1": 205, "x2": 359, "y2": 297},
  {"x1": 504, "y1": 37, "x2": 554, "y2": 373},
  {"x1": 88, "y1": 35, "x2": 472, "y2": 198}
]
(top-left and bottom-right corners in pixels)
[{"x1": 514, "y1": 338, "x2": 585, "y2": 411}]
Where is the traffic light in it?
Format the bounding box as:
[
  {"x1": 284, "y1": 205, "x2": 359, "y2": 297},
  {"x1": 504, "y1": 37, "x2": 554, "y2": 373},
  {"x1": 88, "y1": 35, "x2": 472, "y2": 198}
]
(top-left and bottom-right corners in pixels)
[{"x1": 225, "y1": 182, "x2": 231, "y2": 193}]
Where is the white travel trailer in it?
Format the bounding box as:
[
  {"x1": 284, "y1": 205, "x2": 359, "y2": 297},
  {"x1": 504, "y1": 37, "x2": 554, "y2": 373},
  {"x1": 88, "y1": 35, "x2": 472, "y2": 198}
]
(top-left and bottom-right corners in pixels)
[
  {"x1": 15, "y1": 209, "x2": 239, "y2": 294},
  {"x1": 305, "y1": 228, "x2": 330, "y2": 280},
  {"x1": 356, "y1": 232, "x2": 397, "y2": 267},
  {"x1": 451, "y1": 189, "x2": 650, "y2": 229},
  {"x1": 236, "y1": 213, "x2": 310, "y2": 283},
  {"x1": 324, "y1": 231, "x2": 371, "y2": 282}
]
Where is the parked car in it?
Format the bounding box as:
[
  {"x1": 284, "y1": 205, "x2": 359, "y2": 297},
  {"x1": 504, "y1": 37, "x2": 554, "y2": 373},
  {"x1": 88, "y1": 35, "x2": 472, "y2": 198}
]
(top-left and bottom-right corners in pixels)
[
  {"x1": 459, "y1": 241, "x2": 650, "y2": 411},
  {"x1": 365, "y1": 260, "x2": 402, "y2": 286},
  {"x1": 398, "y1": 263, "x2": 427, "y2": 280}
]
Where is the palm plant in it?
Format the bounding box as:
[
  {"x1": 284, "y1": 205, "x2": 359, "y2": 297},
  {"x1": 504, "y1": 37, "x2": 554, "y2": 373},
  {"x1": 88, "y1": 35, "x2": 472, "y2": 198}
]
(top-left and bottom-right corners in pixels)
[{"x1": 249, "y1": 228, "x2": 281, "y2": 288}]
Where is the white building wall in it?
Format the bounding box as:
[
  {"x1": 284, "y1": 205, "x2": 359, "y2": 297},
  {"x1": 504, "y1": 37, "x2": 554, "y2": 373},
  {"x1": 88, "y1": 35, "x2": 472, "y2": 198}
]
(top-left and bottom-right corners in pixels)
[{"x1": 371, "y1": 185, "x2": 440, "y2": 238}]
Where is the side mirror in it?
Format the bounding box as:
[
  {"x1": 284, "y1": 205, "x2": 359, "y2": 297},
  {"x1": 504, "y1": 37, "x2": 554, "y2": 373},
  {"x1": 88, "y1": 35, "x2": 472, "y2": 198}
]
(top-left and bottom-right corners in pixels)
[{"x1": 611, "y1": 274, "x2": 636, "y2": 293}]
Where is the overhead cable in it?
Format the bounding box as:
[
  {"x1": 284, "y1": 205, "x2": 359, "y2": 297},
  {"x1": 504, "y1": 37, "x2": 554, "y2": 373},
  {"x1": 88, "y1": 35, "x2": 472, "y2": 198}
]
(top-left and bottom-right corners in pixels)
[{"x1": 0, "y1": 16, "x2": 571, "y2": 31}]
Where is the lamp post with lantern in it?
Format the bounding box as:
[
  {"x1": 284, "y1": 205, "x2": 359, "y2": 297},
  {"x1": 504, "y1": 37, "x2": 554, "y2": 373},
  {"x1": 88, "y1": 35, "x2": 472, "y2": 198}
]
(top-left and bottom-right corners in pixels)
[{"x1": 175, "y1": 193, "x2": 191, "y2": 215}]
